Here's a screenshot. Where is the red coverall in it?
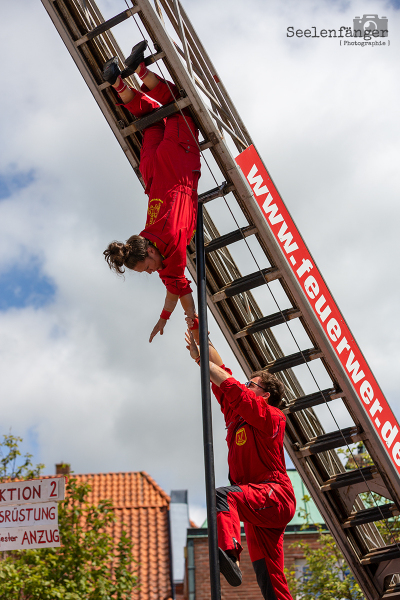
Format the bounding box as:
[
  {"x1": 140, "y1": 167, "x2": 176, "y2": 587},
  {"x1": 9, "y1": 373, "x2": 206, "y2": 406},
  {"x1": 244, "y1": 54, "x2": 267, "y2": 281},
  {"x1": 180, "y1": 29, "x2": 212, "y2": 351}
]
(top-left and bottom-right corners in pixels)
[
  {"x1": 212, "y1": 366, "x2": 296, "y2": 600},
  {"x1": 123, "y1": 78, "x2": 201, "y2": 297}
]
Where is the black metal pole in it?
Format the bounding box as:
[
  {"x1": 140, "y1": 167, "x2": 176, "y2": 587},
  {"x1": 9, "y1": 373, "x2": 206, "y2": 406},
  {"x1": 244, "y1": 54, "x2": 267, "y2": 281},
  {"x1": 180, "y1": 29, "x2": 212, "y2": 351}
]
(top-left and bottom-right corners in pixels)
[{"x1": 195, "y1": 203, "x2": 221, "y2": 600}]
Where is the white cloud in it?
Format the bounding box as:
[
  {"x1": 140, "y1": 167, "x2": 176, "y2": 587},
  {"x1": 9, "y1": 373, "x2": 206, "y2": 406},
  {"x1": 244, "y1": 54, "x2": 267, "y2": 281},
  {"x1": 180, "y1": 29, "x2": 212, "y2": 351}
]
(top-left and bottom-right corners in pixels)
[{"x1": 0, "y1": 0, "x2": 399, "y2": 514}]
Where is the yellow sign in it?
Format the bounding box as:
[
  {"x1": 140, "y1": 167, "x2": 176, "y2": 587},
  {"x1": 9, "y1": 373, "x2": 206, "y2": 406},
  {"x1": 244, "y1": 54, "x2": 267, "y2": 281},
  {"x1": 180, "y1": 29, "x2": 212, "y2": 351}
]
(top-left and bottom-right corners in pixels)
[{"x1": 235, "y1": 427, "x2": 247, "y2": 446}]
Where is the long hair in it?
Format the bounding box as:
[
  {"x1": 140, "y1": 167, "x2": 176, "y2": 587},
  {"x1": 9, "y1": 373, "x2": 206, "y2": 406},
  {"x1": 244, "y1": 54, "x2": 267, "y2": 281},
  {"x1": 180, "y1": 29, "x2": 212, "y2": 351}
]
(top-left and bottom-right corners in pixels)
[{"x1": 103, "y1": 235, "x2": 151, "y2": 274}]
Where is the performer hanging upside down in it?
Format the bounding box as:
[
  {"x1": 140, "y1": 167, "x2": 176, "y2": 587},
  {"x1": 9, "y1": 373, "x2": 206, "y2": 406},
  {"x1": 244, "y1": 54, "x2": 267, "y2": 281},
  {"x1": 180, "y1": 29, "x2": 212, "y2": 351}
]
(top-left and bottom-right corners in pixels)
[
  {"x1": 185, "y1": 322, "x2": 296, "y2": 600},
  {"x1": 103, "y1": 42, "x2": 200, "y2": 342}
]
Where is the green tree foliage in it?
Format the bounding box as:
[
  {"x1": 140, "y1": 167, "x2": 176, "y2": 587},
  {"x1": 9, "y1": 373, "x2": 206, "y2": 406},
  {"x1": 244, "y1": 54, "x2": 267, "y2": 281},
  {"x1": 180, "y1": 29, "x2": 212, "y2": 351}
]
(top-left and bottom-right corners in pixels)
[
  {"x1": 0, "y1": 434, "x2": 44, "y2": 481},
  {"x1": 0, "y1": 435, "x2": 138, "y2": 599},
  {"x1": 285, "y1": 526, "x2": 364, "y2": 600},
  {"x1": 284, "y1": 442, "x2": 400, "y2": 598}
]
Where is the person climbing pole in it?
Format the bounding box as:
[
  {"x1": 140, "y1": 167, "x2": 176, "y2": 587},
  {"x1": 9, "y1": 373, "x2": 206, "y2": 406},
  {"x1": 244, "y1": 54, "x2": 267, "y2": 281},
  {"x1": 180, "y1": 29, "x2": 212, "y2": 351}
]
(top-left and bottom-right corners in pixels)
[
  {"x1": 103, "y1": 41, "x2": 200, "y2": 342},
  {"x1": 185, "y1": 321, "x2": 296, "y2": 600}
]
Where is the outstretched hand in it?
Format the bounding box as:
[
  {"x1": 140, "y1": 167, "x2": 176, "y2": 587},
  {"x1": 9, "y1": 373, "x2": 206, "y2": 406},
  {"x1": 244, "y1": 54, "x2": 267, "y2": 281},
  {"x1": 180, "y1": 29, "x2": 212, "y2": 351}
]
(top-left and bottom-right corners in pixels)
[
  {"x1": 185, "y1": 329, "x2": 200, "y2": 361},
  {"x1": 149, "y1": 318, "x2": 167, "y2": 343}
]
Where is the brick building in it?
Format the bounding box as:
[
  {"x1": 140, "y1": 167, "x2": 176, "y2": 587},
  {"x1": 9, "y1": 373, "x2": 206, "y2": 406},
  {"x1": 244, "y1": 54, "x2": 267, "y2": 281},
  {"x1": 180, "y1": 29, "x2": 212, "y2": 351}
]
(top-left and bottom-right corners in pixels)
[
  {"x1": 55, "y1": 465, "x2": 324, "y2": 600},
  {"x1": 56, "y1": 465, "x2": 174, "y2": 600}
]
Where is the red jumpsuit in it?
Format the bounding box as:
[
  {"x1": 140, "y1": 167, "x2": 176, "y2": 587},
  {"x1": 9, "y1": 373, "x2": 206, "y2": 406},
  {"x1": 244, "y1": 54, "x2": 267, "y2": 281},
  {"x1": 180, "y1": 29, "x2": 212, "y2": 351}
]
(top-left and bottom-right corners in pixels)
[
  {"x1": 212, "y1": 366, "x2": 296, "y2": 600},
  {"x1": 123, "y1": 78, "x2": 200, "y2": 297}
]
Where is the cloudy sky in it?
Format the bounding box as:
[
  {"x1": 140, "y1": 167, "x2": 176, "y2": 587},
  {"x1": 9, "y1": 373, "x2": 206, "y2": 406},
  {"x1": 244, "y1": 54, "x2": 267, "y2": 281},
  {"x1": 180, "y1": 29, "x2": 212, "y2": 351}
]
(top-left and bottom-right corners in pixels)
[{"x1": 0, "y1": 0, "x2": 399, "y2": 526}]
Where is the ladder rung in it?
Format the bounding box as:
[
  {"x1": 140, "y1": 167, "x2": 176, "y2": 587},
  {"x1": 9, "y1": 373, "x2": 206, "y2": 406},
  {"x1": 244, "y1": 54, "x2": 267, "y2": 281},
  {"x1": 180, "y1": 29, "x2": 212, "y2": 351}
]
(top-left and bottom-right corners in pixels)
[
  {"x1": 320, "y1": 466, "x2": 377, "y2": 491},
  {"x1": 212, "y1": 268, "x2": 280, "y2": 302},
  {"x1": 296, "y1": 426, "x2": 363, "y2": 456},
  {"x1": 199, "y1": 140, "x2": 213, "y2": 151},
  {"x1": 75, "y1": 7, "x2": 141, "y2": 46},
  {"x1": 121, "y1": 97, "x2": 192, "y2": 136},
  {"x1": 205, "y1": 225, "x2": 257, "y2": 255},
  {"x1": 191, "y1": 225, "x2": 256, "y2": 260},
  {"x1": 198, "y1": 182, "x2": 235, "y2": 204},
  {"x1": 361, "y1": 544, "x2": 400, "y2": 565},
  {"x1": 265, "y1": 348, "x2": 323, "y2": 374},
  {"x1": 283, "y1": 387, "x2": 339, "y2": 414},
  {"x1": 381, "y1": 583, "x2": 400, "y2": 599},
  {"x1": 236, "y1": 308, "x2": 301, "y2": 339},
  {"x1": 342, "y1": 504, "x2": 398, "y2": 528}
]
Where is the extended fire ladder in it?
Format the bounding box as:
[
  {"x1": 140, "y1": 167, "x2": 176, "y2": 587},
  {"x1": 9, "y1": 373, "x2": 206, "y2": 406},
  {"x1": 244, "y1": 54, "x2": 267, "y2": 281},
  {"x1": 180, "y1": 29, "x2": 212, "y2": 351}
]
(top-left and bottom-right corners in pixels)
[{"x1": 41, "y1": 0, "x2": 400, "y2": 597}]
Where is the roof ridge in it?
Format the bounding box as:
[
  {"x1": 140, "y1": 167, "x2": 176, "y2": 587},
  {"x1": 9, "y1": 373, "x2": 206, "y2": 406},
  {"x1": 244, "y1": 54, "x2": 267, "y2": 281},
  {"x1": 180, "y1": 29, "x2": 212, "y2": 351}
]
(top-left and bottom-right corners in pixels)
[{"x1": 140, "y1": 471, "x2": 171, "y2": 503}]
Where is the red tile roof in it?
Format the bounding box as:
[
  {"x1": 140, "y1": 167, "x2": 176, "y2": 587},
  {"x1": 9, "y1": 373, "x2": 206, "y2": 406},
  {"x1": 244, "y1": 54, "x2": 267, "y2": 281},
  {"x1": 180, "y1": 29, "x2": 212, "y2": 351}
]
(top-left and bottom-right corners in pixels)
[{"x1": 73, "y1": 471, "x2": 172, "y2": 600}]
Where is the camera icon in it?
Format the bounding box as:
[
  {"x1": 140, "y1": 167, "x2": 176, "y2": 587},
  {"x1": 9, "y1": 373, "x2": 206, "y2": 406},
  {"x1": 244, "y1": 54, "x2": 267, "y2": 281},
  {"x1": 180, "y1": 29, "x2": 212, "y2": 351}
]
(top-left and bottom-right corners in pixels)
[{"x1": 353, "y1": 14, "x2": 388, "y2": 37}]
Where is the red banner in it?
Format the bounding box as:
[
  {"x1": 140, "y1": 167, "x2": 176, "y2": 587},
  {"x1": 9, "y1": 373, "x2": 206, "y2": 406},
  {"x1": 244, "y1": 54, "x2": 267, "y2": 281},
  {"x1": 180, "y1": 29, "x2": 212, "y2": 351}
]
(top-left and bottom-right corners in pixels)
[{"x1": 236, "y1": 145, "x2": 400, "y2": 475}]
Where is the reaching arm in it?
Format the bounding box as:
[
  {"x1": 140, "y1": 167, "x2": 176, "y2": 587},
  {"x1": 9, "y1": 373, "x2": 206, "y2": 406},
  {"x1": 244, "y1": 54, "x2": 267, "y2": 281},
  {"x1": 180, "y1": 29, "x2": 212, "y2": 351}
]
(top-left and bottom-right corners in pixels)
[
  {"x1": 185, "y1": 326, "x2": 223, "y2": 368},
  {"x1": 185, "y1": 318, "x2": 223, "y2": 366},
  {"x1": 209, "y1": 362, "x2": 232, "y2": 386},
  {"x1": 208, "y1": 340, "x2": 223, "y2": 367},
  {"x1": 149, "y1": 290, "x2": 179, "y2": 343},
  {"x1": 180, "y1": 292, "x2": 196, "y2": 319}
]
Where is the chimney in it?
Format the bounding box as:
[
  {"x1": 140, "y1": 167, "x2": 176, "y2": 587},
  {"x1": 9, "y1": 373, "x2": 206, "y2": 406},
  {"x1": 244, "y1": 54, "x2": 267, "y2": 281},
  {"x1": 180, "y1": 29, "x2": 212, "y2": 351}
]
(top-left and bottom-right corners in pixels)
[
  {"x1": 55, "y1": 463, "x2": 71, "y2": 476},
  {"x1": 169, "y1": 490, "x2": 190, "y2": 589}
]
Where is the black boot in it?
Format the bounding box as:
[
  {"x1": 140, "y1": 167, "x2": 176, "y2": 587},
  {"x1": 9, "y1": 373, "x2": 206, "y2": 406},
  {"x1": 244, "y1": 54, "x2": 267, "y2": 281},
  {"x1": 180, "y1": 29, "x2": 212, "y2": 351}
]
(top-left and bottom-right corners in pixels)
[
  {"x1": 124, "y1": 40, "x2": 148, "y2": 72},
  {"x1": 218, "y1": 548, "x2": 242, "y2": 587},
  {"x1": 103, "y1": 57, "x2": 121, "y2": 85}
]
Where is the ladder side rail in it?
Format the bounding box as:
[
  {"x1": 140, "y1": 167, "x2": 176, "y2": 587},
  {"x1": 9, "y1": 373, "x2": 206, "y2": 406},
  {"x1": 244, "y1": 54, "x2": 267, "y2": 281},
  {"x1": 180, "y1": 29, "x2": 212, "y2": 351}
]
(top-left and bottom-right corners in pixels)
[
  {"x1": 186, "y1": 125, "x2": 400, "y2": 511},
  {"x1": 194, "y1": 191, "x2": 394, "y2": 524},
  {"x1": 171, "y1": 0, "x2": 255, "y2": 146},
  {"x1": 233, "y1": 164, "x2": 400, "y2": 509},
  {"x1": 171, "y1": 42, "x2": 232, "y2": 120},
  {"x1": 171, "y1": 0, "x2": 194, "y2": 79},
  {"x1": 42, "y1": 0, "x2": 142, "y2": 172},
  {"x1": 193, "y1": 169, "x2": 400, "y2": 576},
  {"x1": 158, "y1": 0, "x2": 248, "y2": 140},
  {"x1": 231, "y1": 151, "x2": 400, "y2": 508},
  {"x1": 288, "y1": 451, "x2": 383, "y2": 600},
  {"x1": 155, "y1": 0, "x2": 248, "y2": 149},
  {"x1": 156, "y1": 0, "x2": 246, "y2": 147}
]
